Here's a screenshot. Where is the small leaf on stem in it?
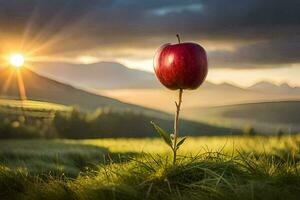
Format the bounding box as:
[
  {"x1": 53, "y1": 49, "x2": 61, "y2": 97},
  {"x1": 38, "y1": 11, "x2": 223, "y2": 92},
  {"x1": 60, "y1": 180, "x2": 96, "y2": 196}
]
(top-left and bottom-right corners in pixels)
[
  {"x1": 151, "y1": 121, "x2": 173, "y2": 148},
  {"x1": 176, "y1": 137, "x2": 187, "y2": 150}
]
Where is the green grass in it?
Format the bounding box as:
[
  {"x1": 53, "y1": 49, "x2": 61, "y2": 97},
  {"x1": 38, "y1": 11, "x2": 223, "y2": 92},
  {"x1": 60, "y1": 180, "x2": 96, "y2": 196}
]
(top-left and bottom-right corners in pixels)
[
  {"x1": 0, "y1": 99, "x2": 71, "y2": 119},
  {"x1": 0, "y1": 99, "x2": 70, "y2": 111},
  {"x1": 1, "y1": 136, "x2": 300, "y2": 199}
]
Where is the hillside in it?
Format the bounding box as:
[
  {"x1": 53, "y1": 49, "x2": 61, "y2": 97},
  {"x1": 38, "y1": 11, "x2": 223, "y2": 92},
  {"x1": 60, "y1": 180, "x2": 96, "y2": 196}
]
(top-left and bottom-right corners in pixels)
[
  {"x1": 0, "y1": 67, "x2": 165, "y2": 116},
  {"x1": 184, "y1": 101, "x2": 300, "y2": 134}
]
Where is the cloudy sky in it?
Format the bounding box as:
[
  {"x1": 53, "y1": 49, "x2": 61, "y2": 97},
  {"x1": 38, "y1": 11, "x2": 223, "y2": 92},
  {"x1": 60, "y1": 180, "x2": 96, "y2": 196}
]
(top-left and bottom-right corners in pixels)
[{"x1": 0, "y1": 0, "x2": 299, "y2": 86}]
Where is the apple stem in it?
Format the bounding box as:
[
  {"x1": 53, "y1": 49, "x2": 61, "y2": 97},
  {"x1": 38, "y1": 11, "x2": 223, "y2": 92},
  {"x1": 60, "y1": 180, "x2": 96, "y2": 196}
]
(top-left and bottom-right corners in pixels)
[
  {"x1": 176, "y1": 34, "x2": 181, "y2": 44},
  {"x1": 173, "y1": 88, "x2": 183, "y2": 165}
]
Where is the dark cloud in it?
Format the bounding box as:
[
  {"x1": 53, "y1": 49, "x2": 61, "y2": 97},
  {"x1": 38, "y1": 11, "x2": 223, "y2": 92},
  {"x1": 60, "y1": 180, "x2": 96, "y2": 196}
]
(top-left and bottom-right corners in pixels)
[
  {"x1": 0, "y1": 0, "x2": 299, "y2": 67},
  {"x1": 209, "y1": 37, "x2": 300, "y2": 68}
]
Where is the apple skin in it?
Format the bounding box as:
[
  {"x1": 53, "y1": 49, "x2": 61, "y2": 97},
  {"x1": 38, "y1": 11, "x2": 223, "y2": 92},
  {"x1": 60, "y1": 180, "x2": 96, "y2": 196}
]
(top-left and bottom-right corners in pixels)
[{"x1": 154, "y1": 42, "x2": 208, "y2": 90}]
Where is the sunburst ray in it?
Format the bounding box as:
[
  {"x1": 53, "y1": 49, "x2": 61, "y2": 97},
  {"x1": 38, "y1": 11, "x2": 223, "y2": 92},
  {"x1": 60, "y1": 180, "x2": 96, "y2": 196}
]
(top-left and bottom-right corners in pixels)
[
  {"x1": 16, "y1": 69, "x2": 27, "y2": 101},
  {"x1": 1, "y1": 68, "x2": 14, "y2": 94}
]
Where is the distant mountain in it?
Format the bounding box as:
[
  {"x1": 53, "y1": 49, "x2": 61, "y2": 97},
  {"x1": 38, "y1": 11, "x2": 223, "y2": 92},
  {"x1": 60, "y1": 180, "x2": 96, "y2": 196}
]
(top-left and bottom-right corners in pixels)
[
  {"x1": 248, "y1": 81, "x2": 277, "y2": 91},
  {"x1": 31, "y1": 61, "x2": 248, "y2": 91},
  {"x1": 30, "y1": 61, "x2": 300, "y2": 95},
  {"x1": 27, "y1": 62, "x2": 300, "y2": 111},
  {"x1": 31, "y1": 62, "x2": 161, "y2": 89},
  {"x1": 203, "y1": 82, "x2": 245, "y2": 91},
  {"x1": 248, "y1": 81, "x2": 300, "y2": 94}
]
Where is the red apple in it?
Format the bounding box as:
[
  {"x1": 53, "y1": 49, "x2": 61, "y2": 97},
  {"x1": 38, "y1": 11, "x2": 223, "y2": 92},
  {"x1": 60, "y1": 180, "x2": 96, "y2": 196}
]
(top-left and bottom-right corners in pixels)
[{"x1": 154, "y1": 42, "x2": 208, "y2": 90}]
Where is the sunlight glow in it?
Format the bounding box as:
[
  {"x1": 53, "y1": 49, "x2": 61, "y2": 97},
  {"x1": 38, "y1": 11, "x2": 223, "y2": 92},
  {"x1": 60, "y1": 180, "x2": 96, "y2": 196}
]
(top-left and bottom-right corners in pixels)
[
  {"x1": 16, "y1": 69, "x2": 27, "y2": 100},
  {"x1": 9, "y1": 54, "x2": 25, "y2": 68},
  {"x1": 1, "y1": 54, "x2": 28, "y2": 102}
]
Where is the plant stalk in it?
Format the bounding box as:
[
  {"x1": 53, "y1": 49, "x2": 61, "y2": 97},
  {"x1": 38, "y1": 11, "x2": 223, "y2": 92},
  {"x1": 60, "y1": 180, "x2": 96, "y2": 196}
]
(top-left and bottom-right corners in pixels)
[
  {"x1": 173, "y1": 88, "x2": 183, "y2": 164},
  {"x1": 176, "y1": 34, "x2": 181, "y2": 44}
]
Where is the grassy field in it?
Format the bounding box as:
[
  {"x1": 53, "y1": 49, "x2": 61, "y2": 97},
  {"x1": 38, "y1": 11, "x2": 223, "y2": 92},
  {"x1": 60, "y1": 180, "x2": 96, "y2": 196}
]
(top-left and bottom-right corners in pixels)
[
  {"x1": 0, "y1": 99, "x2": 70, "y2": 111},
  {"x1": 0, "y1": 99, "x2": 71, "y2": 120},
  {"x1": 1, "y1": 136, "x2": 300, "y2": 199}
]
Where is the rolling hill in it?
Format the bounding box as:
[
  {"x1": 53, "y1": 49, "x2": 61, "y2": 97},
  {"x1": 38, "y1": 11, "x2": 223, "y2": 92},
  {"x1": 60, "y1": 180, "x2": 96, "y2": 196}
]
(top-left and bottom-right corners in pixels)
[
  {"x1": 184, "y1": 101, "x2": 300, "y2": 134},
  {"x1": 0, "y1": 67, "x2": 158, "y2": 113}
]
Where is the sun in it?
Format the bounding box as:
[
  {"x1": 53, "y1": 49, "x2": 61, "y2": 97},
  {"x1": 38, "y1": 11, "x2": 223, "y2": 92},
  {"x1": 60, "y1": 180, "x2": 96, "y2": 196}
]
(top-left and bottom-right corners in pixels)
[{"x1": 9, "y1": 54, "x2": 25, "y2": 68}]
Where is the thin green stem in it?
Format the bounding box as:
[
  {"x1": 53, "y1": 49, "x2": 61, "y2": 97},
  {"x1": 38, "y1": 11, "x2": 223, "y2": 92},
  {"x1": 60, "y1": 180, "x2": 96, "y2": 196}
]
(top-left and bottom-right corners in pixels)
[{"x1": 173, "y1": 88, "x2": 183, "y2": 165}]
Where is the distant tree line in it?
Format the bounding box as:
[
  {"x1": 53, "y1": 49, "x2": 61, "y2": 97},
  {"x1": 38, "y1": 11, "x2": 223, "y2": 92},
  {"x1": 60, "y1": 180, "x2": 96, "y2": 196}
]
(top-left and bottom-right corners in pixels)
[
  {"x1": 0, "y1": 107, "x2": 240, "y2": 139},
  {"x1": 53, "y1": 109, "x2": 161, "y2": 138}
]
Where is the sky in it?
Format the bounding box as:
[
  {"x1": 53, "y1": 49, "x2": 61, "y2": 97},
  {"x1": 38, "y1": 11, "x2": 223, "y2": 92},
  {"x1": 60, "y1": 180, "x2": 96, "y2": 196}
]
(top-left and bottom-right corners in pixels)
[{"x1": 0, "y1": 0, "x2": 299, "y2": 87}]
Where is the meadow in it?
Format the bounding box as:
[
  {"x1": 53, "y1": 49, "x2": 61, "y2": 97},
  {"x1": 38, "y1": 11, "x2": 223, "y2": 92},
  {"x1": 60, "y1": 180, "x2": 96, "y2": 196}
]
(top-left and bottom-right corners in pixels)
[
  {"x1": 0, "y1": 100, "x2": 298, "y2": 199},
  {"x1": 1, "y1": 136, "x2": 300, "y2": 200}
]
